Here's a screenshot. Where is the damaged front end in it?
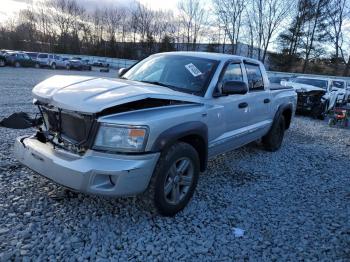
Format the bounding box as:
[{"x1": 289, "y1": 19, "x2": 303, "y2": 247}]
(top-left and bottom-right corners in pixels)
[
  {"x1": 2, "y1": 97, "x2": 195, "y2": 155},
  {"x1": 37, "y1": 102, "x2": 97, "y2": 154},
  {"x1": 296, "y1": 89, "x2": 327, "y2": 119}
]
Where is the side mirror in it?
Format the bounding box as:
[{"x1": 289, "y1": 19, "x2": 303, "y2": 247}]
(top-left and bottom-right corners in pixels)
[
  {"x1": 118, "y1": 68, "x2": 128, "y2": 77},
  {"x1": 221, "y1": 81, "x2": 248, "y2": 95}
]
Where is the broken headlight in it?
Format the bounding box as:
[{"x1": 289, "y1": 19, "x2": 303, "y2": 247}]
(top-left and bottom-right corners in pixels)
[{"x1": 93, "y1": 124, "x2": 148, "y2": 152}]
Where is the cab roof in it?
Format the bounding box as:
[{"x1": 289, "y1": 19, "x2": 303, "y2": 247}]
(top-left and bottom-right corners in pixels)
[{"x1": 154, "y1": 51, "x2": 262, "y2": 64}]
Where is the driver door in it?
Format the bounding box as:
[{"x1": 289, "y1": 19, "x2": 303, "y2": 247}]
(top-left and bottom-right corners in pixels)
[{"x1": 208, "y1": 62, "x2": 251, "y2": 157}]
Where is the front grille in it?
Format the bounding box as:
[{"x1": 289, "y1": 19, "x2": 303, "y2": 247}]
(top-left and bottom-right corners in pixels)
[
  {"x1": 42, "y1": 107, "x2": 95, "y2": 145},
  {"x1": 296, "y1": 92, "x2": 323, "y2": 111}
]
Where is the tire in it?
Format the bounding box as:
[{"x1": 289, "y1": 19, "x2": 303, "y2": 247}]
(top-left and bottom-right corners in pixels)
[
  {"x1": 328, "y1": 118, "x2": 336, "y2": 126},
  {"x1": 15, "y1": 61, "x2": 20, "y2": 68},
  {"x1": 66, "y1": 65, "x2": 70, "y2": 70},
  {"x1": 51, "y1": 63, "x2": 56, "y2": 70},
  {"x1": 0, "y1": 59, "x2": 5, "y2": 67},
  {"x1": 262, "y1": 115, "x2": 285, "y2": 152},
  {"x1": 35, "y1": 63, "x2": 40, "y2": 68},
  {"x1": 139, "y1": 142, "x2": 200, "y2": 216}
]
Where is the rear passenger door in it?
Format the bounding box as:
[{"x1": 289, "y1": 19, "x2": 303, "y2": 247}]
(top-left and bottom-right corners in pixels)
[{"x1": 243, "y1": 62, "x2": 272, "y2": 136}]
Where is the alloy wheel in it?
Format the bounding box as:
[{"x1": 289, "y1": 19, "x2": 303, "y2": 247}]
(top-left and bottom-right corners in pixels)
[{"x1": 163, "y1": 157, "x2": 194, "y2": 205}]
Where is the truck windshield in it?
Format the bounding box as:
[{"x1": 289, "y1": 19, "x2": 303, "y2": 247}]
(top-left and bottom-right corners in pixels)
[
  {"x1": 292, "y1": 78, "x2": 328, "y2": 89},
  {"x1": 122, "y1": 55, "x2": 219, "y2": 95}
]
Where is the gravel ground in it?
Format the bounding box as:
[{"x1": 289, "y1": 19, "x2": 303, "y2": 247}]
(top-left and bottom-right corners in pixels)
[{"x1": 0, "y1": 67, "x2": 349, "y2": 261}]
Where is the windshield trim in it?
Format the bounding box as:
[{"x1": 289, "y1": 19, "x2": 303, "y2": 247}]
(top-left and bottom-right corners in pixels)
[{"x1": 121, "y1": 54, "x2": 220, "y2": 97}]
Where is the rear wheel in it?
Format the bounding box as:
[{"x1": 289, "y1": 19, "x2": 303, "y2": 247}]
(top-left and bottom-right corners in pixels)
[
  {"x1": 139, "y1": 142, "x2": 200, "y2": 216},
  {"x1": 66, "y1": 64, "x2": 70, "y2": 70},
  {"x1": 15, "y1": 61, "x2": 20, "y2": 68},
  {"x1": 262, "y1": 115, "x2": 285, "y2": 152},
  {"x1": 328, "y1": 118, "x2": 336, "y2": 126},
  {"x1": 0, "y1": 59, "x2": 5, "y2": 67},
  {"x1": 35, "y1": 63, "x2": 40, "y2": 68},
  {"x1": 51, "y1": 63, "x2": 56, "y2": 70}
]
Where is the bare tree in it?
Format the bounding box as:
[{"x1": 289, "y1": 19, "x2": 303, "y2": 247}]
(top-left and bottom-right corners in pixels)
[
  {"x1": 49, "y1": 0, "x2": 85, "y2": 51},
  {"x1": 248, "y1": 0, "x2": 292, "y2": 62},
  {"x1": 213, "y1": 0, "x2": 246, "y2": 55},
  {"x1": 301, "y1": 0, "x2": 329, "y2": 72},
  {"x1": 326, "y1": 0, "x2": 348, "y2": 73},
  {"x1": 178, "y1": 0, "x2": 207, "y2": 51}
]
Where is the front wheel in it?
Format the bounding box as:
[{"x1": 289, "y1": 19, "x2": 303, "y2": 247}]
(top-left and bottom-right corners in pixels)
[
  {"x1": 262, "y1": 115, "x2": 285, "y2": 152},
  {"x1": 139, "y1": 142, "x2": 200, "y2": 216},
  {"x1": 15, "y1": 61, "x2": 20, "y2": 68},
  {"x1": 51, "y1": 63, "x2": 56, "y2": 70}
]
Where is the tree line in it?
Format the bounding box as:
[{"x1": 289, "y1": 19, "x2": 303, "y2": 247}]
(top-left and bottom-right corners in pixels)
[{"x1": 0, "y1": 0, "x2": 349, "y2": 75}]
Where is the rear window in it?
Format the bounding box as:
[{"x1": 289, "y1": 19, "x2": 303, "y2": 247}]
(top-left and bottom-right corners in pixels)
[{"x1": 38, "y1": 54, "x2": 48, "y2": 59}]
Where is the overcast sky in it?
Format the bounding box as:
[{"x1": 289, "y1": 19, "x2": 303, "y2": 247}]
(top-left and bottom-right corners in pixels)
[{"x1": 0, "y1": 0, "x2": 179, "y2": 22}]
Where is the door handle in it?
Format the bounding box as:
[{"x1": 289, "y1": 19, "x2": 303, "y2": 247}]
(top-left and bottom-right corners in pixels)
[
  {"x1": 264, "y1": 98, "x2": 270, "y2": 104},
  {"x1": 238, "y1": 102, "x2": 248, "y2": 108}
]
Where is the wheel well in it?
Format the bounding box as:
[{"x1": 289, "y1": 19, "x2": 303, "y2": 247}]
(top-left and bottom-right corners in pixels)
[
  {"x1": 282, "y1": 108, "x2": 292, "y2": 129},
  {"x1": 178, "y1": 135, "x2": 207, "y2": 172}
]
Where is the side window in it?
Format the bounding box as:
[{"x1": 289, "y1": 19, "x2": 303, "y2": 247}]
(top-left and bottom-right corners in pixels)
[
  {"x1": 244, "y1": 63, "x2": 264, "y2": 91},
  {"x1": 221, "y1": 63, "x2": 243, "y2": 83}
]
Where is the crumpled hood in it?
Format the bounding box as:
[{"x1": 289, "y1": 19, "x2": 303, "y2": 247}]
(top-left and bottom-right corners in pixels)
[
  {"x1": 285, "y1": 82, "x2": 326, "y2": 92},
  {"x1": 32, "y1": 75, "x2": 202, "y2": 113}
]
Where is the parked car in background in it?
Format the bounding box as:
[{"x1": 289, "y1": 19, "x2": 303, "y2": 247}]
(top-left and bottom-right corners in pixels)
[
  {"x1": 332, "y1": 79, "x2": 349, "y2": 103},
  {"x1": 14, "y1": 52, "x2": 296, "y2": 216},
  {"x1": 283, "y1": 76, "x2": 348, "y2": 118},
  {"x1": 0, "y1": 50, "x2": 12, "y2": 66},
  {"x1": 0, "y1": 49, "x2": 13, "y2": 55},
  {"x1": 36, "y1": 53, "x2": 67, "y2": 69},
  {"x1": 67, "y1": 57, "x2": 91, "y2": 70},
  {"x1": 5, "y1": 52, "x2": 36, "y2": 68},
  {"x1": 25, "y1": 52, "x2": 39, "y2": 61},
  {"x1": 0, "y1": 53, "x2": 6, "y2": 67},
  {"x1": 52, "y1": 55, "x2": 69, "y2": 69},
  {"x1": 93, "y1": 59, "x2": 109, "y2": 67}
]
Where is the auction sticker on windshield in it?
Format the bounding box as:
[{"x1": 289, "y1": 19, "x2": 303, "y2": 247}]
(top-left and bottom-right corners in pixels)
[{"x1": 185, "y1": 63, "x2": 202, "y2": 77}]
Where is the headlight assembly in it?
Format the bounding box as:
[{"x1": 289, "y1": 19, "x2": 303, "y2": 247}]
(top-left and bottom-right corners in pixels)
[{"x1": 94, "y1": 124, "x2": 148, "y2": 152}]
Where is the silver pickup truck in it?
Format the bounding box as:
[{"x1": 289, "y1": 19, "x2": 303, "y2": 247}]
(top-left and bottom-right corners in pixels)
[{"x1": 14, "y1": 52, "x2": 297, "y2": 216}]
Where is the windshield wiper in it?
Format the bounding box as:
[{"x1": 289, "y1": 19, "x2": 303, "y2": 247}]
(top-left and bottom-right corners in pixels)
[{"x1": 138, "y1": 80, "x2": 180, "y2": 90}]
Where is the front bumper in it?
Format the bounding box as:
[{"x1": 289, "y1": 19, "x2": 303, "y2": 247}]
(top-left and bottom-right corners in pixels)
[{"x1": 14, "y1": 136, "x2": 160, "y2": 196}]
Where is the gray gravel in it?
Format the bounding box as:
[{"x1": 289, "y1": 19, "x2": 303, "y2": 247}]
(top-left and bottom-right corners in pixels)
[{"x1": 0, "y1": 67, "x2": 350, "y2": 261}]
